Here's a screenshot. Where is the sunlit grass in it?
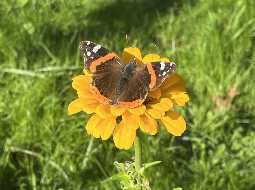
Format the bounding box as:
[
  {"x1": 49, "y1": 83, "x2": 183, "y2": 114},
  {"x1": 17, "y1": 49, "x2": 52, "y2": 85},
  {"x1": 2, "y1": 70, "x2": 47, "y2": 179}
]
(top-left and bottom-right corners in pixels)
[{"x1": 0, "y1": 0, "x2": 255, "y2": 189}]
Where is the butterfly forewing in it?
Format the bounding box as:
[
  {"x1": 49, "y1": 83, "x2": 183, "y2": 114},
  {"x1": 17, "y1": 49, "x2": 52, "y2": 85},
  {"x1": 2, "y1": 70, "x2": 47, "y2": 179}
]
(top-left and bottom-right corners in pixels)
[
  {"x1": 150, "y1": 61, "x2": 176, "y2": 89},
  {"x1": 80, "y1": 41, "x2": 114, "y2": 71}
]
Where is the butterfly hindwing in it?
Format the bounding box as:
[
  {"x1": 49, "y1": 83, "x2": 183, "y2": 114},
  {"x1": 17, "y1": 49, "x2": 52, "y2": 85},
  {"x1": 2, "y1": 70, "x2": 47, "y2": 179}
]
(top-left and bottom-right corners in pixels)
[{"x1": 117, "y1": 63, "x2": 151, "y2": 107}]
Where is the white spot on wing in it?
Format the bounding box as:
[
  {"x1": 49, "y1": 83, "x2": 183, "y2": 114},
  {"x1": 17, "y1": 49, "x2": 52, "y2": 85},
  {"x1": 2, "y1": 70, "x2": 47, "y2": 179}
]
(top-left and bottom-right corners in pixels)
[
  {"x1": 87, "y1": 51, "x2": 91, "y2": 56},
  {"x1": 160, "y1": 62, "x2": 165, "y2": 70},
  {"x1": 92, "y1": 45, "x2": 102, "y2": 53},
  {"x1": 86, "y1": 41, "x2": 91, "y2": 45},
  {"x1": 162, "y1": 71, "x2": 167, "y2": 76}
]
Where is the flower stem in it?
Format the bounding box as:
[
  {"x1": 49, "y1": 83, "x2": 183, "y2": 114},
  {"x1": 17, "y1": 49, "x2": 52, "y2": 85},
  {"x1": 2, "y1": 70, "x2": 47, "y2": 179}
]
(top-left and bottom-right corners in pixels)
[{"x1": 134, "y1": 136, "x2": 142, "y2": 172}]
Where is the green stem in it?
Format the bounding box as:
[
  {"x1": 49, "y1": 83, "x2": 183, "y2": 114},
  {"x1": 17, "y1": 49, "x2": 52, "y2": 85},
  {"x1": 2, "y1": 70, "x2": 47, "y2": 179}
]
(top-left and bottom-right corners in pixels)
[{"x1": 134, "y1": 136, "x2": 142, "y2": 172}]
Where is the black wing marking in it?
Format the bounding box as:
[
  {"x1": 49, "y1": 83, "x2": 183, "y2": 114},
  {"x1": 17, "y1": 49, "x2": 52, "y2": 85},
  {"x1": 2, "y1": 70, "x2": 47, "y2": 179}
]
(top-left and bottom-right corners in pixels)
[
  {"x1": 80, "y1": 41, "x2": 112, "y2": 69},
  {"x1": 150, "y1": 61, "x2": 176, "y2": 89}
]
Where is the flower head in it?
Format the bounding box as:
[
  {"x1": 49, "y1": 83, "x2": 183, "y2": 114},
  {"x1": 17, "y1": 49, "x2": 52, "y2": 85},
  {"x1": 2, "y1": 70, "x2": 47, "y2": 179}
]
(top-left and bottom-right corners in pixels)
[{"x1": 68, "y1": 47, "x2": 189, "y2": 149}]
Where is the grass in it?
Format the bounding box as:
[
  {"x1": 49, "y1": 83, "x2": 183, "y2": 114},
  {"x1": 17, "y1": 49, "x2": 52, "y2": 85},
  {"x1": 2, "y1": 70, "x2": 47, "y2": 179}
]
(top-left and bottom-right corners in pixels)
[{"x1": 0, "y1": 0, "x2": 255, "y2": 189}]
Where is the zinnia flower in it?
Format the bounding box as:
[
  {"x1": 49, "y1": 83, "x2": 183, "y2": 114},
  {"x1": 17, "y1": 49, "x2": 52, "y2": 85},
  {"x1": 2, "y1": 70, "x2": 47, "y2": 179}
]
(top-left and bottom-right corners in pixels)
[{"x1": 68, "y1": 47, "x2": 189, "y2": 149}]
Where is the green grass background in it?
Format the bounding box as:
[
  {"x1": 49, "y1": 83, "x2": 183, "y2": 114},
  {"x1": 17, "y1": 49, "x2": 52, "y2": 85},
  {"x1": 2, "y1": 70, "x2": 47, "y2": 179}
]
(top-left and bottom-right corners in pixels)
[{"x1": 0, "y1": 0, "x2": 255, "y2": 189}]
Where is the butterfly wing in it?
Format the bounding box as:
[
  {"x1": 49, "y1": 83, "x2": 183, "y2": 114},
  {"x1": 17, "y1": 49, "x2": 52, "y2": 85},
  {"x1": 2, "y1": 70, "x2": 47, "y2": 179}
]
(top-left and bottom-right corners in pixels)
[
  {"x1": 146, "y1": 61, "x2": 176, "y2": 90},
  {"x1": 117, "y1": 63, "x2": 151, "y2": 108},
  {"x1": 80, "y1": 40, "x2": 119, "y2": 73},
  {"x1": 80, "y1": 41, "x2": 123, "y2": 104}
]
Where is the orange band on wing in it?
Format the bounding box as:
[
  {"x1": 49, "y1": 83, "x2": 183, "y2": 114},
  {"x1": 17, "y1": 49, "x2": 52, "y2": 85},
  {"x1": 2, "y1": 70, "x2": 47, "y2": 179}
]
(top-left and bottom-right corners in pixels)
[
  {"x1": 89, "y1": 53, "x2": 116, "y2": 73},
  {"x1": 119, "y1": 99, "x2": 144, "y2": 109},
  {"x1": 90, "y1": 86, "x2": 110, "y2": 105},
  {"x1": 146, "y1": 63, "x2": 156, "y2": 89}
]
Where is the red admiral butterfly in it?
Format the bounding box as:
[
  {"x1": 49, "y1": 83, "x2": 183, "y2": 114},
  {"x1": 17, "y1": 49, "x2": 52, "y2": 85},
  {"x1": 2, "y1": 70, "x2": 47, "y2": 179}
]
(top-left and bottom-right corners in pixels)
[{"x1": 80, "y1": 41, "x2": 176, "y2": 108}]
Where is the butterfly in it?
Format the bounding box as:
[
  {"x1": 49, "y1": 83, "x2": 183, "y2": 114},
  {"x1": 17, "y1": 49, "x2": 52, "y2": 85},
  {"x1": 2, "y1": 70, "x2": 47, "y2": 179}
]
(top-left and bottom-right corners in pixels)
[{"x1": 80, "y1": 41, "x2": 176, "y2": 108}]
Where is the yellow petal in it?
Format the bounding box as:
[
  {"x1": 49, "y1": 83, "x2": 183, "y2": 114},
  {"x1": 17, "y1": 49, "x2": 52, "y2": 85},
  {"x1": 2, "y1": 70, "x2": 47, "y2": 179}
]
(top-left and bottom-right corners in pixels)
[
  {"x1": 142, "y1": 54, "x2": 160, "y2": 63},
  {"x1": 122, "y1": 47, "x2": 143, "y2": 64},
  {"x1": 148, "y1": 88, "x2": 161, "y2": 99},
  {"x1": 110, "y1": 105, "x2": 126, "y2": 116},
  {"x1": 128, "y1": 105, "x2": 146, "y2": 115},
  {"x1": 82, "y1": 103, "x2": 98, "y2": 114},
  {"x1": 171, "y1": 92, "x2": 189, "y2": 106},
  {"x1": 72, "y1": 75, "x2": 91, "y2": 91},
  {"x1": 139, "y1": 114, "x2": 158, "y2": 135},
  {"x1": 146, "y1": 108, "x2": 165, "y2": 119},
  {"x1": 122, "y1": 111, "x2": 140, "y2": 129},
  {"x1": 73, "y1": 98, "x2": 98, "y2": 114},
  {"x1": 85, "y1": 114, "x2": 102, "y2": 138},
  {"x1": 161, "y1": 74, "x2": 185, "y2": 92},
  {"x1": 113, "y1": 120, "x2": 136, "y2": 149},
  {"x1": 68, "y1": 98, "x2": 88, "y2": 115},
  {"x1": 100, "y1": 117, "x2": 116, "y2": 140},
  {"x1": 159, "y1": 57, "x2": 170, "y2": 62},
  {"x1": 161, "y1": 112, "x2": 186, "y2": 136},
  {"x1": 77, "y1": 89, "x2": 94, "y2": 98},
  {"x1": 95, "y1": 104, "x2": 112, "y2": 118},
  {"x1": 150, "y1": 98, "x2": 173, "y2": 112}
]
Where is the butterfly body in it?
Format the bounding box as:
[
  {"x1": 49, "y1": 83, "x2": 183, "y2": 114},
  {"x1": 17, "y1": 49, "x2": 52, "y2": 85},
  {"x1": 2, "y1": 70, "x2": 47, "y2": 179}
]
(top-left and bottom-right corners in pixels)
[{"x1": 80, "y1": 41, "x2": 176, "y2": 108}]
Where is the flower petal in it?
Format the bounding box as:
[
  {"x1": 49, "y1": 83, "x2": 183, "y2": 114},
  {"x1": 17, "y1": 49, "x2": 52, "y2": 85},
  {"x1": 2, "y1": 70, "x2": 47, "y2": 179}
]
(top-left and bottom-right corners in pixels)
[
  {"x1": 122, "y1": 111, "x2": 140, "y2": 130},
  {"x1": 72, "y1": 75, "x2": 91, "y2": 91},
  {"x1": 110, "y1": 105, "x2": 126, "y2": 116},
  {"x1": 161, "y1": 112, "x2": 186, "y2": 136},
  {"x1": 139, "y1": 114, "x2": 158, "y2": 135},
  {"x1": 171, "y1": 92, "x2": 189, "y2": 106},
  {"x1": 122, "y1": 47, "x2": 143, "y2": 64},
  {"x1": 142, "y1": 54, "x2": 160, "y2": 63},
  {"x1": 68, "y1": 98, "x2": 85, "y2": 115},
  {"x1": 159, "y1": 57, "x2": 170, "y2": 62},
  {"x1": 148, "y1": 88, "x2": 161, "y2": 99},
  {"x1": 77, "y1": 89, "x2": 94, "y2": 98},
  {"x1": 150, "y1": 98, "x2": 173, "y2": 112},
  {"x1": 128, "y1": 105, "x2": 146, "y2": 115},
  {"x1": 100, "y1": 117, "x2": 116, "y2": 140},
  {"x1": 146, "y1": 108, "x2": 165, "y2": 119},
  {"x1": 113, "y1": 120, "x2": 136, "y2": 149},
  {"x1": 95, "y1": 104, "x2": 112, "y2": 118},
  {"x1": 161, "y1": 74, "x2": 185, "y2": 92},
  {"x1": 85, "y1": 114, "x2": 103, "y2": 138}
]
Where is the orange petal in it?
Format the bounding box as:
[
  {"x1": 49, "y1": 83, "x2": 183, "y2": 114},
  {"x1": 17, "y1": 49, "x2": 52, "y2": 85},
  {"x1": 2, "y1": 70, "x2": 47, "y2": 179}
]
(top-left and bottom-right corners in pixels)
[
  {"x1": 142, "y1": 54, "x2": 160, "y2": 63},
  {"x1": 146, "y1": 108, "x2": 165, "y2": 119},
  {"x1": 100, "y1": 117, "x2": 116, "y2": 140},
  {"x1": 139, "y1": 114, "x2": 158, "y2": 135},
  {"x1": 68, "y1": 98, "x2": 87, "y2": 115},
  {"x1": 148, "y1": 88, "x2": 161, "y2": 99},
  {"x1": 170, "y1": 92, "x2": 189, "y2": 106},
  {"x1": 122, "y1": 111, "x2": 140, "y2": 129},
  {"x1": 122, "y1": 47, "x2": 143, "y2": 64},
  {"x1": 113, "y1": 120, "x2": 136, "y2": 149},
  {"x1": 110, "y1": 105, "x2": 126, "y2": 116},
  {"x1": 85, "y1": 114, "x2": 103, "y2": 138},
  {"x1": 128, "y1": 105, "x2": 146, "y2": 115},
  {"x1": 161, "y1": 112, "x2": 186, "y2": 136},
  {"x1": 95, "y1": 104, "x2": 112, "y2": 118},
  {"x1": 150, "y1": 98, "x2": 173, "y2": 112}
]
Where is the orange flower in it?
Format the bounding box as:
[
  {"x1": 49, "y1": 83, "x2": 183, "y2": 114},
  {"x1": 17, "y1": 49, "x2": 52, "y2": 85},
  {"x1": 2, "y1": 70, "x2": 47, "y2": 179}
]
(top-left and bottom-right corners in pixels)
[{"x1": 68, "y1": 47, "x2": 189, "y2": 149}]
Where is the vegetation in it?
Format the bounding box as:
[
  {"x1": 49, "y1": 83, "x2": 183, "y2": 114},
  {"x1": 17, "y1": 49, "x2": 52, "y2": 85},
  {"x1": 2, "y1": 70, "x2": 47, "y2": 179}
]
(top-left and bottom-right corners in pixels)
[{"x1": 0, "y1": 0, "x2": 255, "y2": 189}]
